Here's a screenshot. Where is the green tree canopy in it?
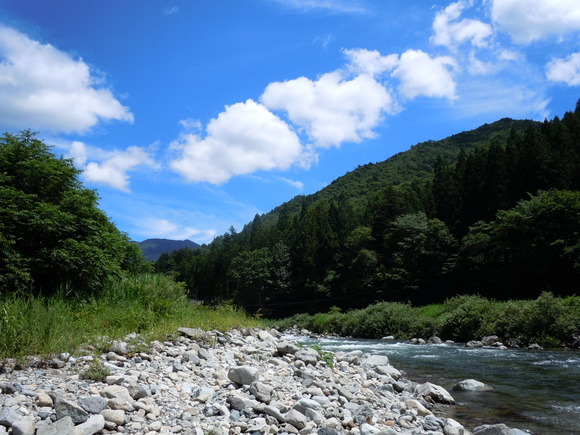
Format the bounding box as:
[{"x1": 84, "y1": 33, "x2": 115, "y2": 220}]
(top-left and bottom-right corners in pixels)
[{"x1": 0, "y1": 131, "x2": 149, "y2": 296}]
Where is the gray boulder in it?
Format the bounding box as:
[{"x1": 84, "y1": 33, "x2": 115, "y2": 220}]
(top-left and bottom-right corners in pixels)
[
  {"x1": 415, "y1": 382, "x2": 455, "y2": 404},
  {"x1": 466, "y1": 340, "x2": 484, "y2": 348},
  {"x1": 453, "y1": 379, "x2": 494, "y2": 392},
  {"x1": 228, "y1": 366, "x2": 260, "y2": 385},
  {"x1": 276, "y1": 341, "x2": 300, "y2": 355},
  {"x1": 78, "y1": 395, "x2": 109, "y2": 414},
  {"x1": 473, "y1": 424, "x2": 512, "y2": 435},
  {"x1": 295, "y1": 348, "x2": 319, "y2": 365},
  {"x1": 75, "y1": 414, "x2": 106, "y2": 435},
  {"x1": 54, "y1": 397, "x2": 89, "y2": 424},
  {"x1": 36, "y1": 416, "x2": 75, "y2": 435},
  {"x1": 285, "y1": 409, "x2": 307, "y2": 430},
  {"x1": 362, "y1": 354, "x2": 390, "y2": 366},
  {"x1": 249, "y1": 381, "x2": 273, "y2": 403},
  {"x1": 481, "y1": 335, "x2": 499, "y2": 346}
]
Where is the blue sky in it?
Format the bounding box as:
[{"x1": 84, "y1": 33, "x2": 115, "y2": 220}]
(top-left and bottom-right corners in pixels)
[{"x1": 1, "y1": 0, "x2": 579, "y2": 244}]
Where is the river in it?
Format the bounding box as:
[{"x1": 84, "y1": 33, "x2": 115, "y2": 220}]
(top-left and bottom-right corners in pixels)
[{"x1": 290, "y1": 335, "x2": 580, "y2": 435}]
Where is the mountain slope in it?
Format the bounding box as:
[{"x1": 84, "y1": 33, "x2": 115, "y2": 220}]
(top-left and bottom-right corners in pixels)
[
  {"x1": 138, "y1": 239, "x2": 199, "y2": 262},
  {"x1": 266, "y1": 117, "x2": 536, "y2": 221}
]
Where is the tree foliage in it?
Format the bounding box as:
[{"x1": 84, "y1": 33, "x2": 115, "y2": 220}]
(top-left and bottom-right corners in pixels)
[
  {"x1": 0, "y1": 131, "x2": 150, "y2": 296},
  {"x1": 156, "y1": 102, "x2": 580, "y2": 317}
]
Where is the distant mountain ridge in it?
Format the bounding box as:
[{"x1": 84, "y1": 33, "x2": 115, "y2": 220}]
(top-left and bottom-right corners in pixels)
[{"x1": 138, "y1": 238, "x2": 199, "y2": 262}]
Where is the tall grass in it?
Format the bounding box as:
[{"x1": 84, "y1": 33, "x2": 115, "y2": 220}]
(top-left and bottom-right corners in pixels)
[
  {"x1": 274, "y1": 292, "x2": 580, "y2": 347},
  {"x1": 0, "y1": 273, "x2": 260, "y2": 359}
]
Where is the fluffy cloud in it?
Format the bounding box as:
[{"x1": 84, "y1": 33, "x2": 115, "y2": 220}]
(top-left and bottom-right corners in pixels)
[
  {"x1": 0, "y1": 26, "x2": 133, "y2": 133},
  {"x1": 343, "y1": 48, "x2": 398, "y2": 77},
  {"x1": 546, "y1": 53, "x2": 580, "y2": 86},
  {"x1": 491, "y1": 0, "x2": 580, "y2": 43},
  {"x1": 432, "y1": 1, "x2": 493, "y2": 47},
  {"x1": 69, "y1": 143, "x2": 157, "y2": 192},
  {"x1": 136, "y1": 217, "x2": 215, "y2": 241},
  {"x1": 170, "y1": 99, "x2": 304, "y2": 184},
  {"x1": 391, "y1": 50, "x2": 457, "y2": 100},
  {"x1": 262, "y1": 70, "x2": 394, "y2": 147}
]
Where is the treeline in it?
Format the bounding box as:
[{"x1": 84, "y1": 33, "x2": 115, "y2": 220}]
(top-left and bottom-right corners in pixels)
[
  {"x1": 0, "y1": 131, "x2": 151, "y2": 297},
  {"x1": 0, "y1": 131, "x2": 259, "y2": 358},
  {"x1": 157, "y1": 102, "x2": 580, "y2": 317}
]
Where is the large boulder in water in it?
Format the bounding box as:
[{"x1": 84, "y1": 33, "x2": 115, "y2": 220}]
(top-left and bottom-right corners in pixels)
[
  {"x1": 415, "y1": 382, "x2": 455, "y2": 404},
  {"x1": 452, "y1": 379, "x2": 494, "y2": 392},
  {"x1": 472, "y1": 424, "x2": 512, "y2": 434}
]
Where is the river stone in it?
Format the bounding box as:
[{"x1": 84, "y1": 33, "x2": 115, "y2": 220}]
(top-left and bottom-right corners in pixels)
[
  {"x1": 285, "y1": 409, "x2": 307, "y2": 430},
  {"x1": 109, "y1": 340, "x2": 128, "y2": 355},
  {"x1": 54, "y1": 396, "x2": 89, "y2": 424},
  {"x1": 228, "y1": 366, "x2": 260, "y2": 385},
  {"x1": 276, "y1": 341, "x2": 299, "y2": 355},
  {"x1": 257, "y1": 330, "x2": 275, "y2": 342},
  {"x1": 6, "y1": 417, "x2": 35, "y2": 435},
  {"x1": 353, "y1": 404, "x2": 374, "y2": 425},
  {"x1": 405, "y1": 399, "x2": 432, "y2": 416},
  {"x1": 363, "y1": 354, "x2": 390, "y2": 366},
  {"x1": 78, "y1": 395, "x2": 109, "y2": 414},
  {"x1": 226, "y1": 396, "x2": 247, "y2": 411},
  {"x1": 472, "y1": 423, "x2": 512, "y2": 435},
  {"x1": 101, "y1": 385, "x2": 132, "y2": 402},
  {"x1": 415, "y1": 382, "x2": 455, "y2": 404},
  {"x1": 36, "y1": 416, "x2": 75, "y2": 435},
  {"x1": 101, "y1": 409, "x2": 125, "y2": 426},
  {"x1": 317, "y1": 427, "x2": 341, "y2": 435},
  {"x1": 423, "y1": 415, "x2": 444, "y2": 431},
  {"x1": 36, "y1": 393, "x2": 53, "y2": 407},
  {"x1": 75, "y1": 414, "x2": 106, "y2": 435},
  {"x1": 127, "y1": 383, "x2": 150, "y2": 400},
  {"x1": 295, "y1": 348, "x2": 319, "y2": 365},
  {"x1": 444, "y1": 418, "x2": 466, "y2": 435},
  {"x1": 337, "y1": 350, "x2": 364, "y2": 364},
  {"x1": 375, "y1": 364, "x2": 402, "y2": 380},
  {"x1": 360, "y1": 423, "x2": 380, "y2": 435},
  {"x1": 249, "y1": 381, "x2": 272, "y2": 403},
  {"x1": 263, "y1": 405, "x2": 286, "y2": 422},
  {"x1": 453, "y1": 379, "x2": 494, "y2": 392},
  {"x1": 428, "y1": 336, "x2": 443, "y2": 344},
  {"x1": 0, "y1": 407, "x2": 21, "y2": 426},
  {"x1": 178, "y1": 327, "x2": 206, "y2": 339},
  {"x1": 466, "y1": 340, "x2": 484, "y2": 348},
  {"x1": 481, "y1": 335, "x2": 499, "y2": 346}
]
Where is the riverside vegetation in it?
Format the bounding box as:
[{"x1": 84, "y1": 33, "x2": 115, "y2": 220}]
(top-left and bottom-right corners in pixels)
[
  {"x1": 273, "y1": 292, "x2": 580, "y2": 348},
  {"x1": 155, "y1": 102, "x2": 580, "y2": 319}
]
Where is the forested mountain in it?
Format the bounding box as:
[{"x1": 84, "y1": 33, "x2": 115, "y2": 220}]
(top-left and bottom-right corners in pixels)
[
  {"x1": 156, "y1": 102, "x2": 580, "y2": 317},
  {"x1": 138, "y1": 239, "x2": 199, "y2": 262}
]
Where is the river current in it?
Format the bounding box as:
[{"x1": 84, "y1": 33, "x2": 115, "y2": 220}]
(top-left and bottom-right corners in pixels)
[{"x1": 290, "y1": 335, "x2": 580, "y2": 435}]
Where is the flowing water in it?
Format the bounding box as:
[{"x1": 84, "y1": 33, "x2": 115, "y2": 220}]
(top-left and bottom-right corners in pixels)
[{"x1": 290, "y1": 335, "x2": 580, "y2": 435}]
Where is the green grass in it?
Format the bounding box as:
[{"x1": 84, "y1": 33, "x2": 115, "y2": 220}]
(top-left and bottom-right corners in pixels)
[{"x1": 0, "y1": 273, "x2": 261, "y2": 359}]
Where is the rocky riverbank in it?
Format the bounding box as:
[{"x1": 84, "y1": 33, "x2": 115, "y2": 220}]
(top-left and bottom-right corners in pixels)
[{"x1": 0, "y1": 327, "x2": 528, "y2": 435}]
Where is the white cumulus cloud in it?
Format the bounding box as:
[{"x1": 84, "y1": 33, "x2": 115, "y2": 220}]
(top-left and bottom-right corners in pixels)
[
  {"x1": 261, "y1": 69, "x2": 395, "y2": 147},
  {"x1": 0, "y1": 26, "x2": 133, "y2": 133},
  {"x1": 343, "y1": 48, "x2": 398, "y2": 77},
  {"x1": 491, "y1": 0, "x2": 580, "y2": 44},
  {"x1": 170, "y1": 99, "x2": 304, "y2": 184},
  {"x1": 69, "y1": 143, "x2": 157, "y2": 192},
  {"x1": 137, "y1": 218, "x2": 214, "y2": 241},
  {"x1": 432, "y1": 1, "x2": 493, "y2": 48},
  {"x1": 546, "y1": 53, "x2": 580, "y2": 86},
  {"x1": 391, "y1": 50, "x2": 457, "y2": 100}
]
